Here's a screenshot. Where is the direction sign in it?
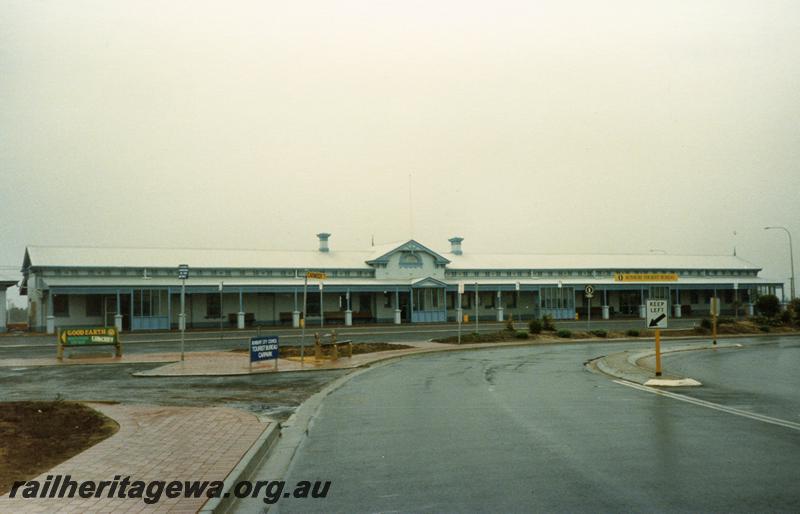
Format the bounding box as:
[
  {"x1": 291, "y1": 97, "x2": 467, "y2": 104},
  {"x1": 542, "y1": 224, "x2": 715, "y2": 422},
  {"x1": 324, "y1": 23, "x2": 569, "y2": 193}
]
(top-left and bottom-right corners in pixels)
[
  {"x1": 458, "y1": 281, "x2": 465, "y2": 294},
  {"x1": 710, "y1": 297, "x2": 721, "y2": 316},
  {"x1": 250, "y1": 336, "x2": 279, "y2": 362},
  {"x1": 306, "y1": 271, "x2": 327, "y2": 280},
  {"x1": 646, "y1": 299, "x2": 668, "y2": 328},
  {"x1": 584, "y1": 285, "x2": 594, "y2": 298},
  {"x1": 178, "y1": 264, "x2": 189, "y2": 280}
]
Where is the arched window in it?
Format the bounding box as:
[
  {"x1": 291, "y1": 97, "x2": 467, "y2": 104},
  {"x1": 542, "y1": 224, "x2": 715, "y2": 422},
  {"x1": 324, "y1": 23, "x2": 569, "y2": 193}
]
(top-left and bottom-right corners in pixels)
[{"x1": 399, "y1": 252, "x2": 422, "y2": 268}]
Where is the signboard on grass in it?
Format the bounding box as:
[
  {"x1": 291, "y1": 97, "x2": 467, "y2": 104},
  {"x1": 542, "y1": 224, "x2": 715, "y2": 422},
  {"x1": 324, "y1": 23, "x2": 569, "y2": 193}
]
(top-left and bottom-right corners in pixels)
[
  {"x1": 59, "y1": 327, "x2": 118, "y2": 346},
  {"x1": 57, "y1": 327, "x2": 121, "y2": 360}
]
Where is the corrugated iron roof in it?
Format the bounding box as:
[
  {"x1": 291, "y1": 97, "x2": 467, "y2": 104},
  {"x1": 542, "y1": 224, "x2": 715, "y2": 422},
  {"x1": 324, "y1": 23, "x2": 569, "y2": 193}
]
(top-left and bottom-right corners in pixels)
[{"x1": 24, "y1": 244, "x2": 760, "y2": 271}]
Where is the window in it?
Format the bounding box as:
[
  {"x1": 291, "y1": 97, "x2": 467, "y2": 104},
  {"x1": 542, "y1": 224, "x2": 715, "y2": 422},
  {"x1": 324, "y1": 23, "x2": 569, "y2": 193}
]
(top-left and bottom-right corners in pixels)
[
  {"x1": 85, "y1": 296, "x2": 102, "y2": 317},
  {"x1": 359, "y1": 294, "x2": 372, "y2": 314},
  {"x1": 541, "y1": 287, "x2": 575, "y2": 309},
  {"x1": 306, "y1": 294, "x2": 320, "y2": 316},
  {"x1": 481, "y1": 292, "x2": 495, "y2": 308},
  {"x1": 206, "y1": 293, "x2": 221, "y2": 318},
  {"x1": 504, "y1": 291, "x2": 517, "y2": 309},
  {"x1": 413, "y1": 289, "x2": 438, "y2": 310},
  {"x1": 399, "y1": 252, "x2": 422, "y2": 268},
  {"x1": 690, "y1": 292, "x2": 699, "y2": 304},
  {"x1": 53, "y1": 295, "x2": 69, "y2": 317},
  {"x1": 384, "y1": 292, "x2": 392, "y2": 308}
]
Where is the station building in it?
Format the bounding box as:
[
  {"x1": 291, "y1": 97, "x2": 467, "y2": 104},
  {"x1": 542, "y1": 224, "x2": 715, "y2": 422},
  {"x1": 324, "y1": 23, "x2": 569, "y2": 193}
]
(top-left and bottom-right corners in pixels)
[
  {"x1": 0, "y1": 274, "x2": 19, "y2": 333},
  {"x1": 19, "y1": 234, "x2": 783, "y2": 333}
]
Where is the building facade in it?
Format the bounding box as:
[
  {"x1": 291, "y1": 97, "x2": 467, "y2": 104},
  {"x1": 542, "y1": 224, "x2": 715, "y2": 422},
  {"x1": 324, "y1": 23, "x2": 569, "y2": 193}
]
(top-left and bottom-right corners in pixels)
[{"x1": 20, "y1": 235, "x2": 782, "y2": 333}]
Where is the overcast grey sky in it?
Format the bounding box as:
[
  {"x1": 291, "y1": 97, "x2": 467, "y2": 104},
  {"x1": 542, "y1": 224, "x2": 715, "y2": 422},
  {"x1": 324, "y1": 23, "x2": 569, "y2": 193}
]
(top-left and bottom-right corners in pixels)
[{"x1": 1, "y1": 0, "x2": 799, "y2": 306}]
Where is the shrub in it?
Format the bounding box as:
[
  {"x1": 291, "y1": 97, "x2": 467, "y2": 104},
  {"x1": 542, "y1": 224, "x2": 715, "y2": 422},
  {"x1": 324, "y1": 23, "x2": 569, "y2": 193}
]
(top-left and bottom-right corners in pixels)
[
  {"x1": 700, "y1": 318, "x2": 713, "y2": 330},
  {"x1": 759, "y1": 325, "x2": 771, "y2": 332},
  {"x1": 515, "y1": 331, "x2": 529, "y2": 339},
  {"x1": 626, "y1": 329, "x2": 640, "y2": 337},
  {"x1": 790, "y1": 298, "x2": 800, "y2": 325},
  {"x1": 590, "y1": 329, "x2": 607, "y2": 338},
  {"x1": 542, "y1": 315, "x2": 555, "y2": 331},
  {"x1": 780, "y1": 310, "x2": 792, "y2": 324},
  {"x1": 556, "y1": 329, "x2": 572, "y2": 338},
  {"x1": 528, "y1": 320, "x2": 542, "y2": 334},
  {"x1": 716, "y1": 317, "x2": 734, "y2": 325},
  {"x1": 755, "y1": 294, "x2": 781, "y2": 318}
]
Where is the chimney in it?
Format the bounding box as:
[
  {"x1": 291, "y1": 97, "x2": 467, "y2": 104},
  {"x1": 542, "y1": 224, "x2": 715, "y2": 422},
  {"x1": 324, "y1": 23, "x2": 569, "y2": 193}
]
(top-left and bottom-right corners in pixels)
[
  {"x1": 448, "y1": 236, "x2": 463, "y2": 255},
  {"x1": 317, "y1": 233, "x2": 331, "y2": 252}
]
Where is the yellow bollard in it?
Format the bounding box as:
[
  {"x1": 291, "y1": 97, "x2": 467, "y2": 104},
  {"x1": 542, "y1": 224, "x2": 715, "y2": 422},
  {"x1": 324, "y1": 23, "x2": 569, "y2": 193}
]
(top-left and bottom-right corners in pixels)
[{"x1": 655, "y1": 328, "x2": 662, "y2": 377}]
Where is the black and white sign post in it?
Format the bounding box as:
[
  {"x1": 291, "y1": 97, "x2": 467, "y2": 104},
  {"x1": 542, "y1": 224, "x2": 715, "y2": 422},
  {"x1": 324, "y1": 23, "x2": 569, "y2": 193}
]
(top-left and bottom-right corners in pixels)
[
  {"x1": 178, "y1": 264, "x2": 189, "y2": 362},
  {"x1": 585, "y1": 285, "x2": 594, "y2": 331},
  {"x1": 646, "y1": 299, "x2": 669, "y2": 377}
]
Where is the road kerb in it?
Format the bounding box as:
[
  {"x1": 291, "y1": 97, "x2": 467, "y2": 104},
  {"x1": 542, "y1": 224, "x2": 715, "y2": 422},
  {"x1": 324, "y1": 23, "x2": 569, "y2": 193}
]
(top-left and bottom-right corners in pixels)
[{"x1": 200, "y1": 419, "x2": 281, "y2": 514}]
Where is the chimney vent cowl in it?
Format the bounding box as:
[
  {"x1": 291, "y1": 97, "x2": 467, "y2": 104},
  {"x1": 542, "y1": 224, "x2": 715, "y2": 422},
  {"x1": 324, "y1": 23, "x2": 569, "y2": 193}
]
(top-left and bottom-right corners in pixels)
[
  {"x1": 317, "y1": 233, "x2": 331, "y2": 252},
  {"x1": 448, "y1": 237, "x2": 464, "y2": 255}
]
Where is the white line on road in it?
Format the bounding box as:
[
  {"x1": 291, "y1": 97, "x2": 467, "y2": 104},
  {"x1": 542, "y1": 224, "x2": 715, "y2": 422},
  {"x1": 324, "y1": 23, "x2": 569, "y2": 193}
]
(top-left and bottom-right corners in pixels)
[{"x1": 614, "y1": 379, "x2": 800, "y2": 432}]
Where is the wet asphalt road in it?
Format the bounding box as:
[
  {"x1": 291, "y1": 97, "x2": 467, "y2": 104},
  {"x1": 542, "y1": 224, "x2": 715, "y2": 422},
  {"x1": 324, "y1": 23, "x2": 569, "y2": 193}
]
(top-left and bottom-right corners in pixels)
[
  {"x1": 275, "y1": 338, "x2": 800, "y2": 513},
  {"x1": 660, "y1": 337, "x2": 800, "y2": 423}
]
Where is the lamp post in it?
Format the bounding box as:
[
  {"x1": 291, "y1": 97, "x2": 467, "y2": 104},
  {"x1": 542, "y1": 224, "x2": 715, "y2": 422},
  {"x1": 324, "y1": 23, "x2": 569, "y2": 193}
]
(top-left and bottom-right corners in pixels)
[
  {"x1": 765, "y1": 226, "x2": 795, "y2": 300},
  {"x1": 219, "y1": 281, "x2": 224, "y2": 342}
]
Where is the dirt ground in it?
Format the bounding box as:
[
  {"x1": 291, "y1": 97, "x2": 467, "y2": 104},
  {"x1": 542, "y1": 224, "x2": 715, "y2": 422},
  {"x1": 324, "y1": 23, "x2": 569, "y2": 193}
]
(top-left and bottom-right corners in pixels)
[
  {"x1": 231, "y1": 342, "x2": 413, "y2": 358},
  {"x1": 0, "y1": 401, "x2": 118, "y2": 495}
]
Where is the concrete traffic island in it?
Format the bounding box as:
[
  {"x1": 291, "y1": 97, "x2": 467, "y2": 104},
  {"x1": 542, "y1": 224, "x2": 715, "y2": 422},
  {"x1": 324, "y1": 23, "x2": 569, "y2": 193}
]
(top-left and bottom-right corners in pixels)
[{"x1": 589, "y1": 342, "x2": 743, "y2": 387}]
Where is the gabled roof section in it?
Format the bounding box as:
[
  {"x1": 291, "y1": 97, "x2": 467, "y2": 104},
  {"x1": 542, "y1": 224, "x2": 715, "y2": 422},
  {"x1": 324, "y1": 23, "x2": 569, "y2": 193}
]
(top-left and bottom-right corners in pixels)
[
  {"x1": 411, "y1": 276, "x2": 449, "y2": 288},
  {"x1": 366, "y1": 239, "x2": 451, "y2": 266}
]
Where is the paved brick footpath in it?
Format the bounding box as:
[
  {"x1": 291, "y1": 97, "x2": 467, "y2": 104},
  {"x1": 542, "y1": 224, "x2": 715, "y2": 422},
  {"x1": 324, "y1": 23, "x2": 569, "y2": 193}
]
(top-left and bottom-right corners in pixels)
[{"x1": 0, "y1": 403, "x2": 269, "y2": 513}]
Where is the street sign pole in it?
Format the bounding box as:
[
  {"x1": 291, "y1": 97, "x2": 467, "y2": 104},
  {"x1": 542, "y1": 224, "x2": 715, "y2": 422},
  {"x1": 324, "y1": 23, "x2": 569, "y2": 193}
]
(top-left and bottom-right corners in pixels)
[
  {"x1": 457, "y1": 291, "x2": 462, "y2": 344},
  {"x1": 180, "y1": 278, "x2": 185, "y2": 362},
  {"x1": 474, "y1": 283, "x2": 479, "y2": 335},
  {"x1": 584, "y1": 285, "x2": 594, "y2": 332},
  {"x1": 178, "y1": 264, "x2": 189, "y2": 362},
  {"x1": 646, "y1": 299, "x2": 668, "y2": 377},
  {"x1": 301, "y1": 272, "x2": 307, "y2": 366}
]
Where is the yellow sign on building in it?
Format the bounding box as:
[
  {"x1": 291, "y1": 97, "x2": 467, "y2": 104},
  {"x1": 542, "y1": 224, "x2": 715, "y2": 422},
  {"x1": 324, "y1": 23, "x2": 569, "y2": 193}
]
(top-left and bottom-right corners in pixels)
[
  {"x1": 306, "y1": 271, "x2": 327, "y2": 280},
  {"x1": 614, "y1": 273, "x2": 678, "y2": 282}
]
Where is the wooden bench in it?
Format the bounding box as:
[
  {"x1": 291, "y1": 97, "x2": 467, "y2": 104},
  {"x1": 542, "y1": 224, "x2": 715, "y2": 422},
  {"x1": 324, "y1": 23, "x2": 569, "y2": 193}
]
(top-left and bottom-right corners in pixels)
[{"x1": 314, "y1": 330, "x2": 353, "y2": 361}]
